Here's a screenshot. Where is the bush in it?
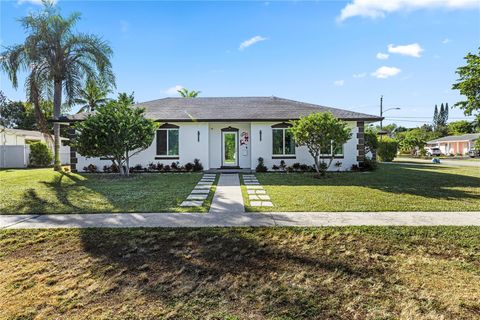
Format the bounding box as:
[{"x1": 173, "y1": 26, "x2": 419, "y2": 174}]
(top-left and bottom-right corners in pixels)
[
  {"x1": 184, "y1": 162, "x2": 194, "y2": 172},
  {"x1": 279, "y1": 160, "x2": 286, "y2": 171},
  {"x1": 83, "y1": 164, "x2": 97, "y2": 173},
  {"x1": 193, "y1": 159, "x2": 203, "y2": 172},
  {"x1": 292, "y1": 163, "x2": 301, "y2": 171},
  {"x1": 377, "y1": 139, "x2": 398, "y2": 162},
  {"x1": 171, "y1": 162, "x2": 179, "y2": 171},
  {"x1": 28, "y1": 142, "x2": 53, "y2": 167},
  {"x1": 352, "y1": 158, "x2": 378, "y2": 171},
  {"x1": 256, "y1": 157, "x2": 268, "y2": 172},
  {"x1": 272, "y1": 164, "x2": 280, "y2": 170},
  {"x1": 164, "y1": 164, "x2": 171, "y2": 172}
]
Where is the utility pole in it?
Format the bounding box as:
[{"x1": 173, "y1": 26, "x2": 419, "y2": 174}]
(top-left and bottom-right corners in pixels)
[{"x1": 380, "y1": 95, "x2": 383, "y2": 130}]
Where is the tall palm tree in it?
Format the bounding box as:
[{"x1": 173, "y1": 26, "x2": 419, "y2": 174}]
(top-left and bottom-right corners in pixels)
[
  {"x1": 177, "y1": 88, "x2": 201, "y2": 98},
  {"x1": 75, "y1": 79, "x2": 112, "y2": 113},
  {"x1": 1, "y1": 2, "x2": 114, "y2": 171}
]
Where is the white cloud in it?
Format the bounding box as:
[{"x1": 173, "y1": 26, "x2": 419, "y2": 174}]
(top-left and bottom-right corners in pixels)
[
  {"x1": 388, "y1": 43, "x2": 423, "y2": 57},
  {"x1": 165, "y1": 85, "x2": 184, "y2": 96},
  {"x1": 353, "y1": 72, "x2": 367, "y2": 78},
  {"x1": 338, "y1": 0, "x2": 478, "y2": 21},
  {"x1": 17, "y1": 0, "x2": 57, "y2": 4},
  {"x1": 334, "y1": 80, "x2": 345, "y2": 86},
  {"x1": 442, "y1": 38, "x2": 450, "y2": 44},
  {"x1": 371, "y1": 66, "x2": 401, "y2": 79},
  {"x1": 376, "y1": 52, "x2": 389, "y2": 60},
  {"x1": 239, "y1": 35, "x2": 268, "y2": 50}
]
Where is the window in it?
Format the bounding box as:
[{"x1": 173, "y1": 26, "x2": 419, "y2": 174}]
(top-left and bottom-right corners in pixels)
[
  {"x1": 272, "y1": 128, "x2": 295, "y2": 156},
  {"x1": 156, "y1": 126, "x2": 179, "y2": 157},
  {"x1": 320, "y1": 142, "x2": 344, "y2": 157}
]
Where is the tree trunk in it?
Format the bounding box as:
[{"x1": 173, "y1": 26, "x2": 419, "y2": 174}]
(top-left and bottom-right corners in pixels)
[
  {"x1": 117, "y1": 157, "x2": 125, "y2": 175},
  {"x1": 53, "y1": 80, "x2": 62, "y2": 171},
  {"x1": 125, "y1": 153, "x2": 130, "y2": 177}
]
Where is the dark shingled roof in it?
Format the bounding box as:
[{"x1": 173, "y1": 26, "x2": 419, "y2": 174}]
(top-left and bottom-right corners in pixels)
[{"x1": 59, "y1": 96, "x2": 383, "y2": 122}]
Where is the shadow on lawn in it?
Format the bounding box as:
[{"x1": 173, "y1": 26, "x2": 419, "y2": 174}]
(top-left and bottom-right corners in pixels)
[
  {"x1": 258, "y1": 164, "x2": 480, "y2": 200},
  {"x1": 79, "y1": 228, "x2": 390, "y2": 318}
]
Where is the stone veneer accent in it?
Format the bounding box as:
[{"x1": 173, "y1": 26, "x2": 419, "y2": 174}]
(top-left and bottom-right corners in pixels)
[
  {"x1": 68, "y1": 123, "x2": 78, "y2": 172},
  {"x1": 356, "y1": 121, "x2": 365, "y2": 163}
]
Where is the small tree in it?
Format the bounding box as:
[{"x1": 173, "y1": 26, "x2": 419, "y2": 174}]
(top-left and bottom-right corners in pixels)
[
  {"x1": 290, "y1": 112, "x2": 351, "y2": 176},
  {"x1": 74, "y1": 97, "x2": 157, "y2": 176},
  {"x1": 364, "y1": 127, "x2": 379, "y2": 156},
  {"x1": 177, "y1": 88, "x2": 200, "y2": 98}
]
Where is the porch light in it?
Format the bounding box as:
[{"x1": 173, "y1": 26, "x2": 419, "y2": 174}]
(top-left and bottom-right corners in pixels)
[
  {"x1": 197, "y1": 131, "x2": 200, "y2": 142},
  {"x1": 259, "y1": 130, "x2": 262, "y2": 141}
]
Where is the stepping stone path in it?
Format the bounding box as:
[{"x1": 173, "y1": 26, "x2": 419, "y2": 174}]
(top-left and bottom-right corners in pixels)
[
  {"x1": 242, "y1": 175, "x2": 274, "y2": 207},
  {"x1": 180, "y1": 174, "x2": 216, "y2": 207}
]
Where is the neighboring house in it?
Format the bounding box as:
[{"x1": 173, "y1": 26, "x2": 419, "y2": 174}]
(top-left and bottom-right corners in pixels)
[
  {"x1": 427, "y1": 133, "x2": 480, "y2": 156},
  {"x1": 0, "y1": 126, "x2": 70, "y2": 168},
  {"x1": 60, "y1": 96, "x2": 382, "y2": 172}
]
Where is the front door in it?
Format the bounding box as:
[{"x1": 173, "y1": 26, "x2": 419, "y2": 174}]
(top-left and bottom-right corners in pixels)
[{"x1": 222, "y1": 131, "x2": 238, "y2": 167}]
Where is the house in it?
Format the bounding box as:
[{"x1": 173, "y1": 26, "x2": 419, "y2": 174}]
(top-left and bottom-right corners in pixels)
[
  {"x1": 427, "y1": 133, "x2": 480, "y2": 156},
  {"x1": 61, "y1": 96, "x2": 382, "y2": 172},
  {"x1": 0, "y1": 126, "x2": 70, "y2": 168}
]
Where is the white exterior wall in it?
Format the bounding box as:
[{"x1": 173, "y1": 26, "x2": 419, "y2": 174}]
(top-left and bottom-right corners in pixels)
[
  {"x1": 251, "y1": 121, "x2": 359, "y2": 171},
  {"x1": 208, "y1": 122, "x2": 251, "y2": 169},
  {"x1": 75, "y1": 121, "x2": 361, "y2": 172},
  {"x1": 77, "y1": 122, "x2": 210, "y2": 170}
]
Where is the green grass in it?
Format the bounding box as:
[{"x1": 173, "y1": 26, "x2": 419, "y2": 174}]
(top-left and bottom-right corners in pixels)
[
  {"x1": 0, "y1": 227, "x2": 479, "y2": 319},
  {"x1": 0, "y1": 169, "x2": 217, "y2": 214},
  {"x1": 244, "y1": 164, "x2": 480, "y2": 212}
]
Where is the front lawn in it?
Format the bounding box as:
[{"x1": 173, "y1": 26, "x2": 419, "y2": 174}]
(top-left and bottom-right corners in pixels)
[
  {"x1": 247, "y1": 164, "x2": 480, "y2": 212},
  {"x1": 0, "y1": 169, "x2": 214, "y2": 214},
  {"x1": 0, "y1": 227, "x2": 478, "y2": 319}
]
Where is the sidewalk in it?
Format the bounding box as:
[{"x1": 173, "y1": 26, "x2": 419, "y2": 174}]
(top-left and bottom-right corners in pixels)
[{"x1": 1, "y1": 211, "x2": 480, "y2": 229}]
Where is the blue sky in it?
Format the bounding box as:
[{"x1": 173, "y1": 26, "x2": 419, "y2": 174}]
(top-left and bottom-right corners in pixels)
[{"x1": 1, "y1": 0, "x2": 479, "y2": 126}]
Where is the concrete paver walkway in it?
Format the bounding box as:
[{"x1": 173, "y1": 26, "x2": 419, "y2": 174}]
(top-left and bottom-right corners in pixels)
[
  {"x1": 1, "y1": 212, "x2": 479, "y2": 229},
  {"x1": 208, "y1": 174, "x2": 245, "y2": 213}
]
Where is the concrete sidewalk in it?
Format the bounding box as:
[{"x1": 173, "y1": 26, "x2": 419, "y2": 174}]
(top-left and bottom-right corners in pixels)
[
  {"x1": 1, "y1": 211, "x2": 480, "y2": 229},
  {"x1": 209, "y1": 174, "x2": 244, "y2": 213}
]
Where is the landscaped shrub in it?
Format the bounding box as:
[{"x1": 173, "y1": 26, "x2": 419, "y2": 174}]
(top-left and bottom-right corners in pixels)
[
  {"x1": 184, "y1": 162, "x2": 194, "y2": 172},
  {"x1": 351, "y1": 158, "x2": 378, "y2": 172},
  {"x1": 28, "y1": 142, "x2": 53, "y2": 167},
  {"x1": 193, "y1": 159, "x2": 203, "y2": 172},
  {"x1": 292, "y1": 163, "x2": 301, "y2": 171},
  {"x1": 256, "y1": 157, "x2": 268, "y2": 172},
  {"x1": 377, "y1": 139, "x2": 398, "y2": 162},
  {"x1": 83, "y1": 164, "x2": 98, "y2": 173},
  {"x1": 272, "y1": 164, "x2": 280, "y2": 170},
  {"x1": 279, "y1": 160, "x2": 286, "y2": 171},
  {"x1": 171, "y1": 162, "x2": 179, "y2": 171},
  {"x1": 164, "y1": 164, "x2": 171, "y2": 172}
]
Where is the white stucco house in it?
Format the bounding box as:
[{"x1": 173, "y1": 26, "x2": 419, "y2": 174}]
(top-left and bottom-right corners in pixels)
[
  {"x1": 427, "y1": 133, "x2": 480, "y2": 156},
  {"x1": 60, "y1": 97, "x2": 382, "y2": 172}
]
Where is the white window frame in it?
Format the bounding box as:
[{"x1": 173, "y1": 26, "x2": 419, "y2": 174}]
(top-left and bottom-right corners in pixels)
[
  {"x1": 272, "y1": 128, "x2": 295, "y2": 156},
  {"x1": 157, "y1": 128, "x2": 179, "y2": 157}
]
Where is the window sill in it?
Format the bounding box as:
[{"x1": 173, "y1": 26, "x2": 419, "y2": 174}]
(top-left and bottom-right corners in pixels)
[
  {"x1": 155, "y1": 156, "x2": 180, "y2": 160},
  {"x1": 272, "y1": 155, "x2": 296, "y2": 159},
  {"x1": 319, "y1": 155, "x2": 344, "y2": 159}
]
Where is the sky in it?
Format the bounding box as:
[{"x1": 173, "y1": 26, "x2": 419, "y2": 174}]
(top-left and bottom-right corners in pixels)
[{"x1": 1, "y1": 0, "x2": 480, "y2": 127}]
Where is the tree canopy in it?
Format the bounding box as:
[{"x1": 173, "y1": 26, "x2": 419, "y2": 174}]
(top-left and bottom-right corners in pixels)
[
  {"x1": 74, "y1": 95, "x2": 157, "y2": 175},
  {"x1": 452, "y1": 47, "x2": 480, "y2": 117},
  {"x1": 1, "y1": 1, "x2": 114, "y2": 171},
  {"x1": 290, "y1": 112, "x2": 351, "y2": 176}
]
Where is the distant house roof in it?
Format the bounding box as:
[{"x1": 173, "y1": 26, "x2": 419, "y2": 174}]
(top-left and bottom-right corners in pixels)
[
  {"x1": 427, "y1": 133, "x2": 480, "y2": 144},
  {"x1": 0, "y1": 126, "x2": 68, "y2": 141},
  {"x1": 58, "y1": 96, "x2": 382, "y2": 122}
]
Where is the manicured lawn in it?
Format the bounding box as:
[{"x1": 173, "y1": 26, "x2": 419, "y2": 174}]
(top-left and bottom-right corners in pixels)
[
  {"x1": 245, "y1": 164, "x2": 480, "y2": 212},
  {"x1": 0, "y1": 169, "x2": 215, "y2": 214},
  {"x1": 0, "y1": 227, "x2": 478, "y2": 319}
]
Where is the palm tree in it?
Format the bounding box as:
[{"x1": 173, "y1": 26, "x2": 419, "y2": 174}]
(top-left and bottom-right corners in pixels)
[
  {"x1": 75, "y1": 79, "x2": 112, "y2": 113},
  {"x1": 177, "y1": 88, "x2": 201, "y2": 98},
  {"x1": 1, "y1": 2, "x2": 114, "y2": 171}
]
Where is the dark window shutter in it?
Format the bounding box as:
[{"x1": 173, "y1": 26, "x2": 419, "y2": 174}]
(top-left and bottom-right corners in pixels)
[{"x1": 157, "y1": 130, "x2": 167, "y2": 155}]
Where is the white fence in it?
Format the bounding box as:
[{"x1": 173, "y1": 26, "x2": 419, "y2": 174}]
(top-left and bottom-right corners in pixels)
[{"x1": 0, "y1": 145, "x2": 70, "y2": 168}]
